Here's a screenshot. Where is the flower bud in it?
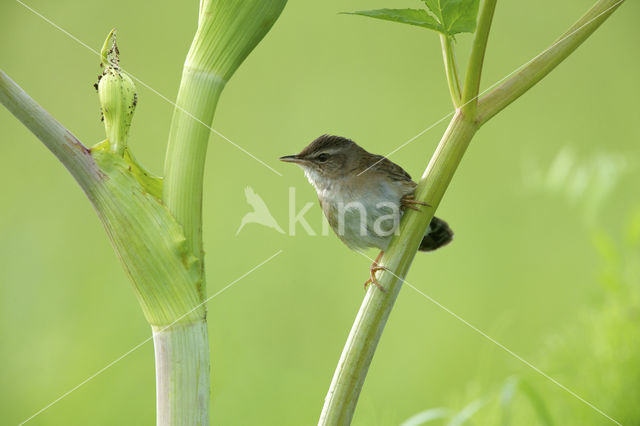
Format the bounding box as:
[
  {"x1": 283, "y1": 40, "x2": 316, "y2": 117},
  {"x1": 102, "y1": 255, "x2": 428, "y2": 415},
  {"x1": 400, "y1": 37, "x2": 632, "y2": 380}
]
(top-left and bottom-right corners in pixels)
[{"x1": 97, "y1": 29, "x2": 137, "y2": 155}]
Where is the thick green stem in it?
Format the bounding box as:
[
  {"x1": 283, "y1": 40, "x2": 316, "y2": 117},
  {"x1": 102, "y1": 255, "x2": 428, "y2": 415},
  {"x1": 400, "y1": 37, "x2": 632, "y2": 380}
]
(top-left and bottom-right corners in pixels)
[
  {"x1": 153, "y1": 321, "x2": 210, "y2": 426},
  {"x1": 163, "y1": 0, "x2": 287, "y2": 261},
  {"x1": 440, "y1": 34, "x2": 462, "y2": 107},
  {"x1": 161, "y1": 2, "x2": 287, "y2": 425},
  {"x1": 319, "y1": 112, "x2": 478, "y2": 425},
  {"x1": 461, "y1": 0, "x2": 497, "y2": 116},
  {"x1": 477, "y1": 0, "x2": 624, "y2": 124},
  {"x1": 163, "y1": 71, "x2": 225, "y2": 259}
]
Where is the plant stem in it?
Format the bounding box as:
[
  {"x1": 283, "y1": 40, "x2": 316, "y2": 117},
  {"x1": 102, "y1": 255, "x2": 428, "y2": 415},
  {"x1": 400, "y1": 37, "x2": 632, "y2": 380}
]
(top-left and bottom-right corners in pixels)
[
  {"x1": 461, "y1": 0, "x2": 497, "y2": 116},
  {"x1": 153, "y1": 320, "x2": 210, "y2": 426},
  {"x1": 163, "y1": 0, "x2": 288, "y2": 261},
  {"x1": 477, "y1": 0, "x2": 625, "y2": 125},
  {"x1": 319, "y1": 112, "x2": 478, "y2": 426},
  {"x1": 440, "y1": 34, "x2": 462, "y2": 107},
  {"x1": 0, "y1": 71, "x2": 99, "y2": 190},
  {"x1": 161, "y1": 3, "x2": 287, "y2": 424},
  {"x1": 163, "y1": 71, "x2": 225, "y2": 260},
  {"x1": 163, "y1": 0, "x2": 288, "y2": 281}
]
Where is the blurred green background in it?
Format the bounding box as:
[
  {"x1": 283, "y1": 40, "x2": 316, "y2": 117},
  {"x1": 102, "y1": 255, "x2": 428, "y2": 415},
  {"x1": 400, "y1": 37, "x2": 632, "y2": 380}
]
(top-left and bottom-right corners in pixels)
[{"x1": 1, "y1": 0, "x2": 639, "y2": 425}]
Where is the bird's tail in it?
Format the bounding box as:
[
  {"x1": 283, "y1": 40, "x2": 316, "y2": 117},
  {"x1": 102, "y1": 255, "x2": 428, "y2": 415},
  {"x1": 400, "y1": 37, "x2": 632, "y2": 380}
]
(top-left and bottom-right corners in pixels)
[{"x1": 419, "y1": 216, "x2": 453, "y2": 251}]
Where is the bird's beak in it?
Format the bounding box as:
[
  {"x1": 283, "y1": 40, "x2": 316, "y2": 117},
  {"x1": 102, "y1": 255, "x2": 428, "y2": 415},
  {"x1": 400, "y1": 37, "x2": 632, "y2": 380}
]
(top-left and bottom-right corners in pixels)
[{"x1": 279, "y1": 155, "x2": 304, "y2": 164}]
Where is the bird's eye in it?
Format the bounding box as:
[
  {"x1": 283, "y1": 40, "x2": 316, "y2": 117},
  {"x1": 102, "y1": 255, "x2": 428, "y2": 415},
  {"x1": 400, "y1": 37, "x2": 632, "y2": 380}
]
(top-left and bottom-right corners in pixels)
[{"x1": 317, "y1": 153, "x2": 329, "y2": 162}]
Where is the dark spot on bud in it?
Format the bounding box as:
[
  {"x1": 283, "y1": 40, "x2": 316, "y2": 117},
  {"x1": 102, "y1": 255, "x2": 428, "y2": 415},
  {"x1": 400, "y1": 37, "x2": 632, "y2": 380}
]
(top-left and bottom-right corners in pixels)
[{"x1": 94, "y1": 74, "x2": 103, "y2": 92}]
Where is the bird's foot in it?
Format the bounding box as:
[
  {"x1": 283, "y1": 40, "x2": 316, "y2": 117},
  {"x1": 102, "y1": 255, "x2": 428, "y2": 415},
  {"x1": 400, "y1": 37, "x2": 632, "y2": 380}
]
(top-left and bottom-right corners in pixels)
[
  {"x1": 364, "y1": 251, "x2": 387, "y2": 292},
  {"x1": 364, "y1": 266, "x2": 387, "y2": 292},
  {"x1": 401, "y1": 194, "x2": 431, "y2": 212}
]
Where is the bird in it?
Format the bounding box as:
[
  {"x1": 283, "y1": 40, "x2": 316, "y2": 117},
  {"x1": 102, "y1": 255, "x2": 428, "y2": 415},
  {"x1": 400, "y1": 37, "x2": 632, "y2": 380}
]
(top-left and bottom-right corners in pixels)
[
  {"x1": 236, "y1": 186, "x2": 285, "y2": 235},
  {"x1": 280, "y1": 134, "x2": 453, "y2": 291}
]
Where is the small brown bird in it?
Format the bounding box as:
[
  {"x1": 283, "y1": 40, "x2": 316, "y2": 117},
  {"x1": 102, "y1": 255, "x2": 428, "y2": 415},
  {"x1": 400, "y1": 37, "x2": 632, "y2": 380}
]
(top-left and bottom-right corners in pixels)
[{"x1": 280, "y1": 135, "x2": 453, "y2": 290}]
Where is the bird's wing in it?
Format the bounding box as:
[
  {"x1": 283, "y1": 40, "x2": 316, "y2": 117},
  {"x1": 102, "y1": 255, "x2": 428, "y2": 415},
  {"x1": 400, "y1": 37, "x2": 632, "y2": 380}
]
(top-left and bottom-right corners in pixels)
[{"x1": 369, "y1": 155, "x2": 414, "y2": 183}]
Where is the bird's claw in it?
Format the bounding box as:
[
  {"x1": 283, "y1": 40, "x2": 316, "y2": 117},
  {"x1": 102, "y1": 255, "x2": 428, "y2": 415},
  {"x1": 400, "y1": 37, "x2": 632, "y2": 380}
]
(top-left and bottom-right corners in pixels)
[
  {"x1": 401, "y1": 194, "x2": 431, "y2": 211},
  {"x1": 364, "y1": 266, "x2": 387, "y2": 292}
]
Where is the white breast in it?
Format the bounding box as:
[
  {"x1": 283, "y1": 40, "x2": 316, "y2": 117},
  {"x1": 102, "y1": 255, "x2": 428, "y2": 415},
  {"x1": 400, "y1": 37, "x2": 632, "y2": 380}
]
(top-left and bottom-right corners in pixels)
[{"x1": 310, "y1": 172, "x2": 406, "y2": 251}]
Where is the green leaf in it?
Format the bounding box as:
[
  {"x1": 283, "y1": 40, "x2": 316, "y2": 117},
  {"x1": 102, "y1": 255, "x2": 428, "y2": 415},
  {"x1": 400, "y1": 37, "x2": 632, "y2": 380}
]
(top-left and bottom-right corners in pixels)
[
  {"x1": 422, "y1": 0, "x2": 480, "y2": 35},
  {"x1": 343, "y1": 8, "x2": 442, "y2": 32},
  {"x1": 344, "y1": 1, "x2": 479, "y2": 37}
]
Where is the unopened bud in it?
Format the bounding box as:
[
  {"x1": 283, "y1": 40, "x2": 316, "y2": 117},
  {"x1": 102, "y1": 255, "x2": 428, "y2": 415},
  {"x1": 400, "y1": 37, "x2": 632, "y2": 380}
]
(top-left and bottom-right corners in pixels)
[{"x1": 97, "y1": 29, "x2": 137, "y2": 155}]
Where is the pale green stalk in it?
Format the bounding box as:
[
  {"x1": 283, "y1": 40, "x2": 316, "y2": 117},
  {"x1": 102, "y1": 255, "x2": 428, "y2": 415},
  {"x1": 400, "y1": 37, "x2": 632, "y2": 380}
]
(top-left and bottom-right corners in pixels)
[
  {"x1": 160, "y1": 1, "x2": 287, "y2": 424},
  {"x1": 319, "y1": 0, "x2": 625, "y2": 424},
  {"x1": 461, "y1": 0, "x2": 497, "y2": 116},
  {"x1": 440, "y1": 34, "x2": 462, "y2": 107},
  {"x1": 164, "y1": 0, "x2": 288, "y2": 259},
  {"x1": 153, "y1": 321, "x2": 210, "y2": 426}
]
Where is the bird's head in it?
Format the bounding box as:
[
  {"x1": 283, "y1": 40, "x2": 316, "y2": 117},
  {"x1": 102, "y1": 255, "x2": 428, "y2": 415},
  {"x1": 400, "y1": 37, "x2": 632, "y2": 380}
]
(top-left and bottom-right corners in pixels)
[{"x1": 280, "y1": 135, "x2": 366, "y2": 189}]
